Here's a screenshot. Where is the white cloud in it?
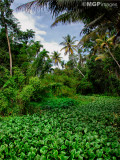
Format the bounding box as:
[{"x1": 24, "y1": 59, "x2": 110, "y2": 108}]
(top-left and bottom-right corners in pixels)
[
  {"x1": 13, "y1": 11, "x2": 69, "y2": 62},
  {"x1": 43, "y1": 41, "x2": 69, "y2": 61},
  {"x1": 13, "y1": 11, "x2": 46, "y2": 42}
]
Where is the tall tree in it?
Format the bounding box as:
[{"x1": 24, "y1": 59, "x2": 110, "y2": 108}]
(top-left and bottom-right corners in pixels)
[
  {"x1": 17, "y1": 29, "x2": 35, "y2": 44},
  {"x1": 30, "y1": 40, "x2": 43, "y2": 57},
  {"x1": 95, "y1": 35, "x2": 120, "y2": 69},
  {"x1": 60, "y1": 34, "x2": 85, "y2": 77},
  {"x1": 32, "y1": 49, "x2": 52, "y2": 77},
  {"x1": 60, "y1": 34, "x2": 77, "y2": 57},
  {"x1": 51, "y1": 51, "x2": 61, "y2": 66},
  {"x1": 0, "y1": 0, "x2": 19, "y2": 76}
]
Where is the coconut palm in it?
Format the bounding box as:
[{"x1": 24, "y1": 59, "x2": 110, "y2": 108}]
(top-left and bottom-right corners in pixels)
[
  {"x1": 60, "y1": 35, "x2": 85, "y2": 77},
  {"x1": 31, "y1": 41, "x2": 43, "y2": 57},
  {"x1": 32, "y1": 49, "x2": 51, "y2": 76},
  {"x1": 51, "y1": 51, "x2": 62, "y2": 66},
  {"x1": 0, "y1": 0, "x2": 14, "y2": 76},
  {"x1": 60, "y1": 34, "x2": 77, "y2": 57},
  {"x1": 95, "y1": 35, "x2": 120, "y2": 69},
  {"x1": 17, "y1": 0, "x2": 120, "y2": 41}
]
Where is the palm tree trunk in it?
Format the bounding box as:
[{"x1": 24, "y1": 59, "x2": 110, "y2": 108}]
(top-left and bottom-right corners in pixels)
[
  {"x1": 5, "y1": 24, "x2": 12, "y2": 76},
  {"x1": 1, "y1": 5, "x2": 12, "y2": 76},
  {"x1": 71, "y1": 54, "x2": 85, "y2": 77},
  {"x1": 107, "y1": 46, "x2": 120, "y2": 69}
]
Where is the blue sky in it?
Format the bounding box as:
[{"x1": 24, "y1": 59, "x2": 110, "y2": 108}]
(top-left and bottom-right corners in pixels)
[{"x1": 11, "y1": 0, "x2": 84, "y2": 61}]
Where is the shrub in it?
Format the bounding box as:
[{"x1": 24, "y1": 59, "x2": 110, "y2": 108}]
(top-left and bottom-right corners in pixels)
[
  {"x1": 19, "y1": 85, "x2": 34, "y2": 114},
  {"x1": 59, "y1": 86, "x2": 76, "y2": 97},
  {"x1": 18, "y1": 77, "x2": 51, "y2": 114},
  {"x1": 0, "y1": 66, "x2": 9, "y2": 88},
  {"x1": 3, "y1": 77, "x2": 17, "y2": 89},
  {"x1": 12, "y1": 67, "x2": 25, "y2": 89},
  {"x1": 40, "y1": 98, "x2": 78, "y2": 109},
  {"x1": 41, "y1": 72, "x2": 78, "y2": 97},
  {"x1": 0, "y1": 87, "x2": 18, "y2": 116},
  {"x1": 0, "y1": 71, "x2": 24, "y2": 115},
  {"x1": 76, "y1": 79, "x2": 93, "y2": 95},
  {"x1": 0, "y1": 91, "x2": 8, "y2": 115},
  {"x1": 48, "y1": 82, "x2": 62, "y2": 96},
  {"x1": 29, "y1": 77, "x2": 50, "y2": 101},
  {"x1": 3, "y1": 67, "x2": 25, "y2": 90}
]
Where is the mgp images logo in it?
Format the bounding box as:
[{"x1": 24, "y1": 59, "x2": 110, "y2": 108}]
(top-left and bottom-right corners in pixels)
[{"x1": 82, "y1": 1, "x2": 118, "y2": 8}]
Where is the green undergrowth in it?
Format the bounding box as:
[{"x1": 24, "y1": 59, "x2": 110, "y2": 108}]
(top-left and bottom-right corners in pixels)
[
  {"x1": 29, "y1": 95, "x2": 96, "y2": 113},
  {"x1": 0, "y1": 96, "x2": 120, "y2": 159},
  {"x1": 30, "y1": 97, "x2": 78, "y2": 111}
]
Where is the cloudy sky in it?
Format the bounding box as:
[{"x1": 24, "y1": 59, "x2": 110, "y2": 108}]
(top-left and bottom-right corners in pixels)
[{"x1": 11, "y1": 0, "x2": 84, "y2": 61}]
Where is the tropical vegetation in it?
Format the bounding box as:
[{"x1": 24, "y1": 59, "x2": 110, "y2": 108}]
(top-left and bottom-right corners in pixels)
[{"x1": 0, "y1": 0, "x2": 120, "y2": 159}]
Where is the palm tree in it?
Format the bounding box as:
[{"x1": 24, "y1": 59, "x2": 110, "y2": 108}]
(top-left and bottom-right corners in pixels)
[
  {"x1": 17, "y1": 1, "x2": 120, "y2": 38},
  {"x1": 51, "y1": 51, "x2": 62, "y2": 66},
  {"x1": 60, "y1": 34, "x2": 77, "y2": 57},
  {"x1": 32, "y1": 49, "x2": 50, "y2": 76},
  {"x1": 95, "y1": 35, "x2": 120, "y2": 69},
  {"x1": 60, "y1": 35, "x2": 85, "y2": 77},
  {"x1": 30, "y1": 40, "x2": 43, "y2": 57},
  {"x1": 0, "y1": 0, "x2": 12, "y2": 76},
  {"x1": 17, "y1": 0, "x2": 120, "y2": 48}
]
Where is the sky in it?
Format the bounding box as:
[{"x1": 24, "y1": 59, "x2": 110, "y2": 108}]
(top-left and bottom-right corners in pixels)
[{"x1": 11, "y1": 0, "x2": 84, "y2": 62}]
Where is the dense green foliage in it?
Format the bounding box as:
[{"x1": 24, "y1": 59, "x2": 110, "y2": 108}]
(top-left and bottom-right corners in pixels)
[
  {"x1": 30, "y1": 98, "x2": 78, "y2": 110},
  {"x1": 0, "y1": 1, "x2": 120, "y2": 160},
  {"x1": 0, "y1": 97, "x2": 120, "y2": 159}
]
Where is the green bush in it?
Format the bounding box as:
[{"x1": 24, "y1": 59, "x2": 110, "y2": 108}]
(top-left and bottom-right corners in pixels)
[
  {"x1": 0, "y1": 66, "x2": 9, "y2": 88},
  {"x1": 3, "y1": 78, "x2": 17, "y2": 89},
  {"x1": 76, "y1": 79, "x2": 93, "y2": 95},
  {"x1": 12, "y1": 67, "x2": 25, "y2": 89},
  {"x1": 18, "y1": 77, "x2": 51, "y2": 114},
  {"x1": 3, "y1": 67, "x2": 25, "y2": 90},
  {"x1": 48, "y1": 82, "x2": 62, "y2": 96},
  {"x1": 59, "y1": 86, "x2": 76, "y2": 97},
  {"x1": 43, "y1": 72, "x2": 78, "y2": 96},
  {"x1": 29, "y1": 77, "x2": 50, "y2": 101},
  {"x1": 0, "y1": 70, "x2": 25, "y2": 115},
  {"x1": 19, "y1": 85, "x2": 34, "y2": 114},
  {"x1": 40, "y1": 98, "x2": 78, "y2": 109},
  {"x1": 0, "y1": 87, "x2": 18, "y2": 116},
  {"x1": 0, "y1": 91, "x2": 8, "y2": 115}
]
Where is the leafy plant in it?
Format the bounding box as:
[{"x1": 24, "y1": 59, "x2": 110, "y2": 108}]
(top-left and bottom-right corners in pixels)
[
  {"x1": 0, "y1": 96, "x2": 120, "y2": 159},
  {"x1": 39, "y1": 98, "x2": 78, "y2": 109}
]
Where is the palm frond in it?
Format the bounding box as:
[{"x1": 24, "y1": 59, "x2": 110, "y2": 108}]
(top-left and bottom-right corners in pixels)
[
  {"x1": 16, "y1": 0, "x2": 48, "y2": 11},
  {"x1": 107, "y1": 35, "x2": 115, "y2": 42},
  {"x1": 100, "y1": 42, "x2": 107, "y2": 49},
  {"x1": 65, "y1": 47, "x2": 69, "y2": 54},
  {"x1": 78, "y1": 28, "x2": 99, "y2": 46},
  {"x1": 95, "y1": 54, "x2": 106, "y2": 61},
  {"x1": 51, "y1": 9, "x2": 84, "y2": 27},
  {"x1": 60, "y1": 46, "x2": 67, "y2": 51},
  {"x1": 96, "y1": 39, "x2": 103, "y2": 44},
  {"x1": 86, "y1": 14, "x2": 105, "y2": 28},
  {"x1": 70, "y1": 48, "x2": 73, "y2": 54}
]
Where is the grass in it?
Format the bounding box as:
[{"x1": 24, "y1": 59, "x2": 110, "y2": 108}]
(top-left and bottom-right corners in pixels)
[{"x1": 0, "y1": 96, "x2": 120, "y2": 159}]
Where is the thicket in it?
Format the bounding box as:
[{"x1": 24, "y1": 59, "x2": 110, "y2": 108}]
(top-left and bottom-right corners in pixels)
[
  {"x1": 1, "y1": 66, "x2": 120, "y2": 115},
  {"x1": 0, "y1": 0, "x2": 120, "y2": 116}
]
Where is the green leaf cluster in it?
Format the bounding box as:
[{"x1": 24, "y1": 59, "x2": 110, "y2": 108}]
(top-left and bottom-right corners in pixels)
[{"x1": 0, "y1": 96, "x2": 120, "y2": 159}]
